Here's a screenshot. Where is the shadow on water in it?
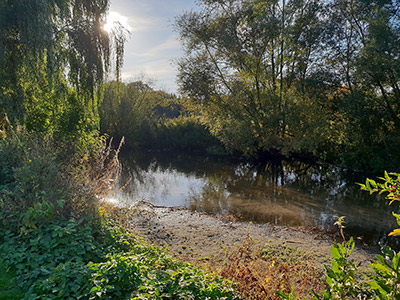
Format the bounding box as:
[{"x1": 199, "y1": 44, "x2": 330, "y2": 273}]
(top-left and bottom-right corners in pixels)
[{"x1": 114, "y1": 150, "x2": 399, "y2": 247}]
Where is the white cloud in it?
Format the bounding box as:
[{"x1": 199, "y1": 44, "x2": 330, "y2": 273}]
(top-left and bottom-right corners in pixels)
[
  {"x1": 129, "y1": 15, "x2": 166, "y2": 32},
  {"x1": 121, "y1": 58, "x2": 178, "y2": 92},
  {"x1": 104, "y1": 11, "x2": 132, "y2": 32},
  {"x1": 126, "y1": 36, "x2": 181, "y2": 58}
]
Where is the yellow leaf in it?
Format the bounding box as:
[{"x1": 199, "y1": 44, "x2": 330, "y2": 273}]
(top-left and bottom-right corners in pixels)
[{"x1": 388, "y1": 228, "x2": 400, "y2": 236}]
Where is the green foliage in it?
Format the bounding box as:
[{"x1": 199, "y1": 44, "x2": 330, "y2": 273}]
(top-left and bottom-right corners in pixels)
[
  {"x1": 176, "y1": 0, "x2": 331, "y2": 158},
  {"x1": 0, "y1": 218, "x2": 241, "y2": 300},
  {"x1": 0, "y1": 263, "x2": 24, "y2": 300},
  {"x1": 0, "y1": 128, "x2": 237, "y2": 298},
  {"x1": 0, "y1": 0, "x2": 128, "y2": 135},
  {"x1": 176, "y1": 0, "x2": 400, "y2": 171},
  {"x1": 151, "y1": 117, "x2": 223, "y2": 153},
  {"x1": 369, "y1": 246, "x2": 400, "y2": 299},
  {"x1": 100, "y1": 81, "x2": 223, "y2": 153},
  {"x1": 275, "y1": 287, "x2": 296, "y2": 300},
  {"x1": 0, "y1": 219, "x2": 100, "y2": 299},
  {"x1": 359, "y1": 172, "x2": 400, "y2": 298},
  {"x1": 318, "y1": 238, "x2": 361, "y2": 299},
  {"x1": 360, "y1": 172, "x2": 400, "y2": 204},
  {"x1": 360, "y1": 172, "x2": 400, "y2": 236},
  {"x1": 100, "y1": 81, "x2": 156, "y2": 144},
  {"x1": 0, "y1": 129, "x2": 119, "y2": 232},
  {"x1": 278, "y1": 171, "x2": 400, "y2": 299},
  {"x1": 0, "y1": 132, "x2": 68, "y2": 230},
  {"x1": 276, "y1": 238, "x2": 365, "y2": 300}
]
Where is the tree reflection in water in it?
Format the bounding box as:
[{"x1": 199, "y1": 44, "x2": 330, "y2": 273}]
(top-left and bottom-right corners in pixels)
[{"x1": 113, "y1": 151, "x2": 397, "y2": 246}]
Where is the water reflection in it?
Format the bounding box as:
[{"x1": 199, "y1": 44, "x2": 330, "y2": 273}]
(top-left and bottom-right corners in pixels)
[{"x1": 115, "y1": 151, "x2": 398, "y2": 246}]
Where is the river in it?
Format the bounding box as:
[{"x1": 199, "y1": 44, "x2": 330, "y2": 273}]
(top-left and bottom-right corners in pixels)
[{"x1": 112, "y1": 150, "x2": 398, "y2": 246}]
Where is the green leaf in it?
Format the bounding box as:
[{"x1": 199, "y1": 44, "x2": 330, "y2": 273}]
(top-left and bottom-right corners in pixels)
[
  {"x1": 331, "y1": 260, "x2": 340, "y2": 273},
  {"x1": 370, "y1": 261, "x2": 391, "y2": 276},
  {"x1": 275, "y1": 291, "x2": 289, "y2": 299},
  {"x1": 57, "y1": 200, "x2": 64, "y2": 208},
  {"x1": 345, "y1": 237, "x2": 354, "y2": 256},
  {"x1": 331, "y1": 245, "x2": 341, "y2": 260},
  {"x1": 393, "y1": 254, "x2": 399, "y2": 272},
  {"x1": 325, "y1": 267, "x2": 337, "y2": 280},
  {"x1": 368, "y1": 179, "x2": 377, "y2": 188}
]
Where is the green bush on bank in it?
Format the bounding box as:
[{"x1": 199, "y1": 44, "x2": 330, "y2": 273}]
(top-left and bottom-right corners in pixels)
[
  {"x1": 0, "y1": 129, "x2": 109, "y2": 232},
  {"x1": 150, "y1": 117, "x2": 224, "y2": 154},
  {"x1": 0, "y1": 218, "x2": 240, "y2": 300}
]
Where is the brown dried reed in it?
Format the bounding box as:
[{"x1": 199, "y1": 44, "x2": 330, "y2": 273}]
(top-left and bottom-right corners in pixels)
[{"x1": 220, "y1": 234, "x2": 325, "y2": 300}]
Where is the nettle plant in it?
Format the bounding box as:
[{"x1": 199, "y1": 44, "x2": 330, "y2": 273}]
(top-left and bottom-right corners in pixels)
[
  {"x1": 360, "y1": 172, "x2": 400, "y2": 299},
  {"x1": 361, "y1": 172, "x2": 400, "y2": 237},
  {"x1": 278, "y1": 171, "x2": 400, "y2": 300}
]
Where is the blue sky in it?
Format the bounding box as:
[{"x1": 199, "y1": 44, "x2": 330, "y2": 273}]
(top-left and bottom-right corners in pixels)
[{"x1": 107, "y1": 0, "x2": 198, "y2": 93}]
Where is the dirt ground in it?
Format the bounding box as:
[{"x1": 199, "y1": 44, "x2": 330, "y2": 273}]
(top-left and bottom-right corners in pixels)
[{"x1": 122, "y1": 201, "x2": 378, "y2": 272}]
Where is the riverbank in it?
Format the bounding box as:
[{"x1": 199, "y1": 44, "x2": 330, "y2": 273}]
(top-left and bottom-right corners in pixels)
[
  {"x1": 120, "y1": 201, "x2": 377, "y2": 266},
  {"x1": 110, "y1": 201, "x2": 378, "y2": 298}
]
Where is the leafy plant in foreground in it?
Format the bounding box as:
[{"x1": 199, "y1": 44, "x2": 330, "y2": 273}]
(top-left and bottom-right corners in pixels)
[
  {"x1": 276, "y1": 238, "x2": 362, "y2": 300},
  {"x1": 278, "y1": 172, "x2": 400, "y2": 299},
  {"x1": 360, "y1": 173, "x2": 400, "y2": 299},
  {"x1": 369, "y1": 246, "x2": 400, "y2": 299},
  {"x1": 0, "y1": 218, "x2": 240, "y2": 299}
]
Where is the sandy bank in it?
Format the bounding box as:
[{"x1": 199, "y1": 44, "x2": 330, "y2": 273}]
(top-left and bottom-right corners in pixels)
[{"x1": 122, "y1": 202, "x2": 377, "y2": 272}]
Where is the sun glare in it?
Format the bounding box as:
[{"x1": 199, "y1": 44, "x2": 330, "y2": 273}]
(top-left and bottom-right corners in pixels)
[{"x1": 103, "y1": 11, "x2": 132, "y2": 33}]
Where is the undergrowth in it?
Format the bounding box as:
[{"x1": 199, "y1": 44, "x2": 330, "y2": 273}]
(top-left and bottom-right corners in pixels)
[
  {"x1": 0, "y1": 217, "x2": 240, "y2": 299},
  {"x1": 0, "y1": 127, "x2": 240, "y2": 299},
  {"x1": 220, "y1": 234, "x2": 324, "y2": 300},
  {"x1": 0, "y1": 127, "x2": 121, "y2": 232},
  {"x1": 0, "y1": 263, "x2": 24, "y2": 300},
  {"x1": 276, "y1": 172, "x2": 400, "y2": 299}
]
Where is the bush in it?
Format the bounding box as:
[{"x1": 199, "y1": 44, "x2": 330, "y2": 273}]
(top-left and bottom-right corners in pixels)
[
  {"x1": 0, "y1": 218, "x2": 241, "y2": 300},
  {"x1": 0, "y1": 128, "x2": 120, "y2": 233},
  {"x1": 150, "y1": 117, "x2": 224, "y2": 153},
  {"x1": 0, "y1": 127, "x2": 239, "y2": 299}
]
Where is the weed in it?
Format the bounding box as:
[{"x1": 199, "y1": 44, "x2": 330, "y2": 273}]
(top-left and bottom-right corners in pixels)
[
  {"x1": 0, "y1": 218, "x2": 241, "y2": 299},
  {"x1": 220, "y1": 234, "x2": 324, "y2": 299}
]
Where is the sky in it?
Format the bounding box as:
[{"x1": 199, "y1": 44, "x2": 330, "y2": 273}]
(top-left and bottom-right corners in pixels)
[{"x1": 106, "y1": 0, "x2": 198, "y2": 94}]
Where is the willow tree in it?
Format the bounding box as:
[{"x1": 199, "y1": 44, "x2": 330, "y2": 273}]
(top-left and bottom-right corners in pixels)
[
  {"x1": 175, "y1": 0, "x2": 328, "y2": 158},
  {"x1": 0, "y1": 0, "x2": 128, "y2": 134}
]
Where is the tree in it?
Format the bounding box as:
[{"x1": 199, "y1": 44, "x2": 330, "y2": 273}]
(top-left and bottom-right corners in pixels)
[
  {"x1": 0, "y1": 0, "x2": 128, "y2": 134},
  {"x1": 100, "y1": 81, "x2": 156, "y2": 143},
  {"x1": 176, "y1": 0, "x2": 400, "y2": 170},
  {"x1": 325, "y1": 0, "x2": 400, "y2": 169},
  {"x1": 176, "y1": 0, "x2": 329, "y2": 158}
]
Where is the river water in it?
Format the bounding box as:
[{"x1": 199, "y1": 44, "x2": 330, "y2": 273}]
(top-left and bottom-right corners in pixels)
[{"x1": 113, "y1": 151, "x2": 398, "y2": 246}]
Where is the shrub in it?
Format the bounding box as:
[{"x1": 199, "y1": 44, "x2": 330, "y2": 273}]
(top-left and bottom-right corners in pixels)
[
  {"x1": 0, "y1": 218, "x2": 241, "y2": 300},
  {"x1": 0, "y1": 128, "x2": 121, "y2": 233},
  {"x1": 151, "y1": 117, "x2": 224, "y2": 153}
]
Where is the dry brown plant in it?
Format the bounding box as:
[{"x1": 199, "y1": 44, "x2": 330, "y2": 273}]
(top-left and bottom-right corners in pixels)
[
  {"x1": 69, "y1": 137, "x2": 125, "y2": 217},
  {"x1": 88, "y1": 137, "x2": 124, "y2": 197},
  {"x1": 220, "y1": 234, "x2": 325, "y2": 299}
]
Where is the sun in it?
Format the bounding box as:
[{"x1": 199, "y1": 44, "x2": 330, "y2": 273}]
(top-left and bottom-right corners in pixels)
[{"x1": 103, "y1": 11, "x2": 132, "y2": 33}]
